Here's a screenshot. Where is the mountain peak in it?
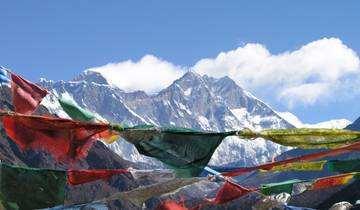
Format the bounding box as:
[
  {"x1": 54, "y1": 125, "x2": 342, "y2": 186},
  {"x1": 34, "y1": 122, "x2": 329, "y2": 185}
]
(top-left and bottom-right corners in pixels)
[
  {"x1": 74, "y1": 70, "x2": 110, "y2": 85},
  {"x1": 277, "y1": 111, "x2": 351, "y2": 129}
]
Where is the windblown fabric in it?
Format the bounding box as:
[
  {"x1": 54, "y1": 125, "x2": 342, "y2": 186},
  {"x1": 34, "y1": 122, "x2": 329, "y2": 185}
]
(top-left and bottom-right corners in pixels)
[
  {"x1": 258, "y1": 173, "x2": 358, "y2": 196},
  {"x1": 104, "y1": 177, "x2": 204, "y2": 207},
  {"x1": 261, "y1": 179, "x2": 306, "y2": 195},
  {"x1": 222, "y1": 141, "x2": 360, "y2": 177},
  {"x1": 99, "y1": 131, "x2": 121, "y2": 144},
  {"x1": 1, "y1": 113, "x2": 110, "y2": 161},
  {"x1": 67, "y1": 169, "x2": 129, "y2": 185},
  {"x1": 58, "y1": 97, "x2": 97, "y2": 122},
  {"x1": 260, "y1": 160, "x2": 327, "y2": 172},
  {"x1": 253, "y1": 128, "x2": 360, "y2": 149},
  {"x1": 57, "y1": 97, "x2": 120, "y2": 144},
  {"x1": 206, "y1": 180, "x2": 254, "y2": 204},
  {"x1": 10, "y1": 73, "x2": 48, "y2": 114},
  {"x1": 0, "y1": 164, "x2": 66, "y2": 210},
  {"x1": 311, "y1": 173, "x2": 358, "y2": 190},
  {"x1": 327, "y1": 158, "x2": 360, "y2": 173},
  {"x1": 118, "y1": 126, "x2": 236, "y2": 177}
]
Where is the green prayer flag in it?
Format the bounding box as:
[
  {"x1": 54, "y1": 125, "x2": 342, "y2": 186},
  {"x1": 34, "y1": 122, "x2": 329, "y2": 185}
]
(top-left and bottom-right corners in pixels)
[
  {"x1": 58, "y1": 97, "x2": 96, "y2": 122},
  {"x1": 252, "y1": 128, "x2": 360, "y2": 149},
  {"x1": 0, "y1": 164, "x2": 66, "y2": 210},
  {"x1": 327, "y1": 158, "x2": 360, "y2": 173},
  {"x1": 260, "y1": 179, "x2": 306, "y2": 195},
  {"x1": 118, "y1": 126, "x2": 236, "y2": 177}
]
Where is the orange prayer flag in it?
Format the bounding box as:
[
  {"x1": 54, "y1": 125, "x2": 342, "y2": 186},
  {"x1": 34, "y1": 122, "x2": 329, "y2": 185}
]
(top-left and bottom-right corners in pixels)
[{"x1": 311, "y1": 173, "x2": 356, "y2": 190}]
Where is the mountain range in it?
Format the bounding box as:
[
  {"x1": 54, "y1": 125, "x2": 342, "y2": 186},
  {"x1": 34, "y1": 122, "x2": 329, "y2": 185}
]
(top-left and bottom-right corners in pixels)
[
  {"x1": 39, "y1": 70, "x2": 351, "y2": 169},
  {"x1": 40, "y1": 70, "x2": 292, "y2": 168}
]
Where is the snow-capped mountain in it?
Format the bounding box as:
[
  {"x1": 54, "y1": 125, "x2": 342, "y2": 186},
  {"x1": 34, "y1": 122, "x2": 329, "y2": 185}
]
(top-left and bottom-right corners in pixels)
[
  {"x1": 277, "y1": 112, "x2": 351, "y2": 129},
  {"x1": 39, "y1": 71, "x2": 294, "y2": 168}
]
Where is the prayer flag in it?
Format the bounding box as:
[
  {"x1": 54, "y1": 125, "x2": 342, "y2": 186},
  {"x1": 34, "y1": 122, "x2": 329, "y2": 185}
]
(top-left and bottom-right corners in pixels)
[
  {"x1": 11, "y1": 73, "x2": 48, "y2": 114},
  {"x1": 311, "y1": 173, "x2": 357, "y2": 190},
  {"x1": 105, "y1": 177, "x2": 204, "y2": 207},
  {"x1": 222, "y1": 141, "x2": 360, "y2": 177},
  {"x1": 260, "y1": 160, "x2": 326, "y2": 172},
  {"x1": 58, "y1": 97, "x2": 97, "y2": 122},
  {"x1": 327, "y1": 158, "x2": 360, "y2": 173},
  {"x1": 67, "y1": 169, "x2": 129, "y2": 185},
  {"x1": 58, "y1": 97, "x2": 120, "y2": 144},
  {"x1": 206, "y1": 180, "x2": 253, "y2": 204},
  {"x1": 0, "y1": 164, "x2": 66, "y2": 210},
  {"x1": 253, "y1": 128, "x2": 360, "y2": 149},
  {"x1": 118, "y1": 126, "x2": 236, "y2": 177},
  {"x1": 1, "y1": 113, "x2": 110, "y2": 161},
  {"x1": 261, "y1": 179, "x2": 305, "y2": 195}
]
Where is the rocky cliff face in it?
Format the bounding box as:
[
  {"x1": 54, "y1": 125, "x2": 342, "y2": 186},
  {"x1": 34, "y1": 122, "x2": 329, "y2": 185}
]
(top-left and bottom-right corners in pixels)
[{"x1": 39, "y1": 71, "x2": 293, "y2": 168}]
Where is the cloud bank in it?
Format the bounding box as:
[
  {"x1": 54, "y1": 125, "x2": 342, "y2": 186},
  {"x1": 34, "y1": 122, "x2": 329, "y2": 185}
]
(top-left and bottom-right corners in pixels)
[
  {"x1": 87, "y1": 38, "x2": 360, "y2": 108},
  {"x1": 87, "y1": 55, "x2": 185, "y2": 93}
]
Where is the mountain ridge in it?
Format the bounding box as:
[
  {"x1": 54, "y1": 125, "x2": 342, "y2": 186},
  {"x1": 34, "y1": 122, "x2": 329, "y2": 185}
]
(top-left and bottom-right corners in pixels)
[{"x1": 39, "y1": 70, "x2": 296, "y2": 168}]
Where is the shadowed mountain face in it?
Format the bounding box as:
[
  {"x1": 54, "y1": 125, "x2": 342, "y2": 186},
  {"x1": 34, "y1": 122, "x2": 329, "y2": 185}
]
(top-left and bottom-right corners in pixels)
[
  {"x1": 346, "y1": 117, "x2": 360, "y2": 131},
  {"x1": 39, "y1": 71, "x2": 293, "y2": 168}
]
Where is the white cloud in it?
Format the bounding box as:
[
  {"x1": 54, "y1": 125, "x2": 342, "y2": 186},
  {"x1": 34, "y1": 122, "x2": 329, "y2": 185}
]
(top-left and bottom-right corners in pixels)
[
  {"x1": 193, "y1": 38, "x2": 360, "y2": 107},
  {"x1": 87, "y1": 55, "x2": 186, "y2": 93},
  {"x1": 86, "y1": 38, "x2": 360, "y2": 108}
]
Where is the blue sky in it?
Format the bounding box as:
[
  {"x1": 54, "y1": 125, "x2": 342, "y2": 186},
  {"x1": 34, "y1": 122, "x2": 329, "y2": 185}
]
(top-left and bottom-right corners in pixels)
[{"x1": 1, "y1": 1, "x2": 360, "y2": 123}]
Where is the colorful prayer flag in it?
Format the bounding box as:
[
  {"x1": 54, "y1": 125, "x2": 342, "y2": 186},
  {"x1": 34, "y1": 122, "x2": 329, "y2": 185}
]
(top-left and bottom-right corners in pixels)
[
  {"x1": 253, "y1": 128, "x2": 360, "y2": 149},
  {"x1": 206, "y1": 180, "x2": 253, "y2": 204},
  {"x1": 105, "y1": 177, "x2": 204, "y2": 207},
  {"x1": 260, "y1": 160, "x2": 326, "y2": 172},
  {"x1": 67, "y1": 169, "x2": 129, "y2": 185},
  {"x1": 260, "y1": 179, "x2": 306, "y2": 195},
  {"x1": 327, "y1": 158, "x2": 360, "y2": 173},
  {"x1": 0, "y1": 163, "x2": 66, "y2": 210},
  {"x1": 58, "y1": 97, "x2": 120, "y2": 144},
  {"x1": 10, "y1": 73, "x2": 48, "y2": 114},
  {"x1": 222, "y1": 141, "x2": 360, "y2": 177},
  {"x1": 1, "y1": 113, "x2": 110, "y2": 161},
  {"x1": 118, "y1": 126, "x2": 237, "y2": 177},
  {"x1": 311, "y1": 173, "x2": 357, "y2": 190},
  {"x1": 58, "y1": 97, "x2": 97, "y2": 122}
]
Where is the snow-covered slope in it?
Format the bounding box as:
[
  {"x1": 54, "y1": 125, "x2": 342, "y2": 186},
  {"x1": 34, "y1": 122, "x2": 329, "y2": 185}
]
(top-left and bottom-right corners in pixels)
[
  {"x1": 277, "y1": 112, "x2": 351, "y2": 129},
  {"x1": 40, "y1": 71, "x2": 294, "y2": 168}
]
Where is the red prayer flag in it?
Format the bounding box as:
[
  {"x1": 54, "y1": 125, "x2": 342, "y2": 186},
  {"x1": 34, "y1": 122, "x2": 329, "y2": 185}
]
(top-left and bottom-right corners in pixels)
[
  {"x1": 155, "y1": 200, "x2": 188, "y2": 210},
  {"x1": 11, "y1": 73, "x2": 48, "y2": 114},
  {"x1": 312, "y1": 173, "x2": 355, "y2": 190},
  {"x1": 1, "y1": 113, "x2": 110, "y2": 161},
  {"x1": 206, "y1": 180, "x2": 253, "y2": 204},
  {"x1": 223, "y1": 141, "x2": 360, "y2": 177},
  {"x1": 68, "y1": 169, "x2": 129, "y2": 185}
]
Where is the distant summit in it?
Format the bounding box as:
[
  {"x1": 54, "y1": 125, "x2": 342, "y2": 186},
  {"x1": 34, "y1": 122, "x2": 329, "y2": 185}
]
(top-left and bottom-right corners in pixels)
[{"x1": 277, "y1": 111, "x2": 351, "y2": 129}]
